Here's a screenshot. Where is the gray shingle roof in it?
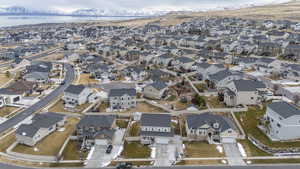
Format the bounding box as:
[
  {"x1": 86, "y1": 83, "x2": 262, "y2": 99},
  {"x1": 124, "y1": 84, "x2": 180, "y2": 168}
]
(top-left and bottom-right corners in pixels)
[
  {"x1": 109, "y1": 88, "x2": 136, "y2": 97},
  {"x1": 233, "y1": 79, "x2": 266, "y2": 92},
  {"x1": 186, "y1": 113, "x2": 236, "y2": 132},
  {"x1": 16, "y1": 112, "x2": 65, "y2": 138},
  {"x1": 141, "y1": 114, "x2": 171, "y2": 127},
  {"x1": 176, "y1": 56, "x2": 194, "y2": 63},
  {"x1": 77, "y1": 115, "x2": 115, "y2": 128},
  {"x1": 64, "y1": 85, "x2": 86, "y2": 95},
  {"x1": 149, "y1": 81, "x2": 168, "y2": 90},
  {"x1": 268, "y1": 101, "x2": 300, "y2": 119}
]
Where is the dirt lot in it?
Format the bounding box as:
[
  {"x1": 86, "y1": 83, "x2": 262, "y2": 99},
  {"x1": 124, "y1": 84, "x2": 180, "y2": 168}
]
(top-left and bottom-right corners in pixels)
[
  {"x1": 77, "y1": 73, "x2": 99, "y2": 85},
  {"x1": 121, "y1": 102, "x2": 165, "y2": 113},
  {"x1": 12, "y1": 117, "x2": 79, "y2": 156}
]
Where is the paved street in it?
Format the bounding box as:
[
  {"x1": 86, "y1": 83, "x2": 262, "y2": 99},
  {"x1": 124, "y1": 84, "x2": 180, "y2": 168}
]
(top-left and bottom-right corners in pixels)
[
  {"x1": 0, "y1": 63, "x2": 75, "y2": 133},
  {"x1": 223, "y1": 143, "x2": 246, "y2": 166}
]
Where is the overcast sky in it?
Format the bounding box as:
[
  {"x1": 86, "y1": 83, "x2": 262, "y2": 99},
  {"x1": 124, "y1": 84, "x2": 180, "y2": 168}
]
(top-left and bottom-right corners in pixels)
[{"x1": 0, "y1": 0, "x2": 290, "y2": 12}]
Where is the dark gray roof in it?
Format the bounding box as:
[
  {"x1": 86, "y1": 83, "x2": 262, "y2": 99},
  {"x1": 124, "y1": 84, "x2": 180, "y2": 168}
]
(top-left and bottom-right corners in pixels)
[
  {"x1": 268, "y1": 101, "x2": 300, "y2": 119},
  {"x1": 186, "y1": 113, "x2": 235, "y2": 132},
  {"x1": 64, "y1": 85, "x2": 86, "y2": 95},
  {"x1": 109, "y1": 88, "x2": 136, "y2": 97},
  {"x1": 176, "y1": 56, "x2": 194, "y2": 63},
  {"x1": 149, "y1": 81, "x2": 168, "y2": 90},
  {"x1": 233, "y1": 80, "x2": 266, "y2": 92},
  {"x1": 196, "y1": 62, "x2": 211, "y2": 69},
  {"x1": 77, "y1": 115, "x2": 115, "y2": 128},
  {"x1": 209, "y1": 69, "x2": 243, "y2": 82},
  {"x1": 141, "y1": 114, "x2": 171, "y2": 127},
  {"x1": 16, "y1": 112, "x2": 65, "y2": 138}
]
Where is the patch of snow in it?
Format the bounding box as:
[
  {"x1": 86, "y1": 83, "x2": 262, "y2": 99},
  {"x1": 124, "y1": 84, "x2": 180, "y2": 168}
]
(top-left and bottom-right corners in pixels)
[
  {"x1": 86, "y1": 146, "x2": 95, "y2": 161},
  {"x1": 171, "y1": 119, "x2": 178, "y2": 124},
  {"x1": 237, "y1": 143, "x2": 247, "y2": 157},
  {"x1": 216, "y1": 145, "x2": 223, "y2": 154},
  {"x1": 58, "y1": 128, "x2": 65, "y2": 132},
  {"x1": 221, "y1": 160, "x2": 227, "y2": 164},
  {"x1": 151, "y1": 146, "x2": 156, "y2": 158},
  {"x1": 246, "y1": 160, "x2": 252, "y2": 164},
  {"x1": 34, "y1": 147, "x2": 39, "y2": 152}
]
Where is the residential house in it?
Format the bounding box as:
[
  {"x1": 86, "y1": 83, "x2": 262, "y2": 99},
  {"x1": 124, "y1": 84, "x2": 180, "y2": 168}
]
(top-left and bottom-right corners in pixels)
[
  {"x1": 143, "y1": 81, "x2": 168, "y2": 100},
  {"x1": 76, "y1": 115, "x2": 116, "y2": 148},
  {"x1": 108, "y1": 88, "x2": 137, "y2": 110},
  {"x1": 224, "y1": 79, "x2": 267, "y2": 106},
  {"x1": 207, "y1": 69, "x2": 244, "y2": 89},
  {"x1": 16, "y1": 112, "x2": 65, "y2": 146},
  {"x1": 185, "y1": 113, "x2": 238, "y2": 143},
  {"x1": 264, "y1": 101, "x2": 300, "y2": 140},
  {"x1": 62, "y1": 85, "x2": 93, "y2": 109},
  {"x1": 140, "y1": 113, "x2": 174, "y2": 144}
]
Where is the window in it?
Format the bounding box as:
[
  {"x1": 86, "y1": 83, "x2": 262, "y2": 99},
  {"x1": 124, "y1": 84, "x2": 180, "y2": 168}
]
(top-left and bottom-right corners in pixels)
[
  {"x1": 251, "y1": 97, "x2": 254, "y2": 100},
  {"x1": 277, "y1": 123, "x2": 281, "y2": 128}
]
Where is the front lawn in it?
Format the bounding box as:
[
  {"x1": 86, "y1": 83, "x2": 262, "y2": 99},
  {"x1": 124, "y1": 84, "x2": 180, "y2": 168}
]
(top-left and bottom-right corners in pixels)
[
  {"x1": 184, "y1": 142, "x2": 224, "y2": 157},
  {"x1": 235, "y1": 106, "x2": 300, "y2": 148},
  {"x1": 49, "y1": 100, "x2": 91, "y2": 113},
  {"x1": 0, "y1": 106, "x2": 19, "y2": 117},
  {"x1": 61, "y1": 140, "x2": 88, "y2": 160},
  {"x1": 121, "y1": 141, "x2": 151, "y2": 158}
]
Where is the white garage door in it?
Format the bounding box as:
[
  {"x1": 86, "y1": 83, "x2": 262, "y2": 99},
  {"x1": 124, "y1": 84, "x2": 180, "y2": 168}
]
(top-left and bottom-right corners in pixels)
[
  {"x1": 95, "y1": 139, "x2": 108, "y2": 145},
  {"x1": 155, "y1": 137, "x2": 170, "y2": 144},
  {"x1": 221, "y1": 137, "x2": 236, "y2": 143}
]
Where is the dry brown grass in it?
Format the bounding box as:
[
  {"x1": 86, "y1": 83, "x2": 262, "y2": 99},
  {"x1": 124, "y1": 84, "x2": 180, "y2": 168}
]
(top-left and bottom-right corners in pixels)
[
  {"x1": 12, "y1": 117, "x2": 79, "y2": 156},
  {"x1": 77, "y1": 73, "x2": 98, "y2": 85},
  {"x1": 122, "y1": 102, "x2": 165, "y2": 113},
  {"x1": 48, "y1": 100, "x2": 91, "y2": 113},
  {"x1": 184, "y1": 142, "x2": 224, "y2": 158},
  {"x1": 0, "y1": 106, "x2": 19, "y2": 117},
  {"x1": 177, "y1": 160, "x2": 223, "y2": 165}
]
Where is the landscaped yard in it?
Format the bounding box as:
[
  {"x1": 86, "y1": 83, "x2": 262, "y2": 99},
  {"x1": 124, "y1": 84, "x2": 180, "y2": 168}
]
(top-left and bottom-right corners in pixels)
[
  {"x1": 194, "y1": 83, "x2": 207, "y2": 92},
  {"x1": 235, "y1": 106, "x2": 300, "y2": 148},
  {"x1": 61, "y1": 140, "x2": 88, "y2": 160},
  {"x1": 12, "y1": 117, "x2": 79, "y2": 156},
  {"x1": 0, "y1": 106, "x2": 19, "y2": 117},
  {"x1": 48, "y1": 100, "x2": 91, "y2": 113},
  {"x1": 184, "y1": 142, "x2": 224, "y2": 157},
  {"x1": 121, "y1": 141, "x2": 151, "y2": 158},
  {"x1": 238, "y1": 139, "x2": 270, "y2": 156}
]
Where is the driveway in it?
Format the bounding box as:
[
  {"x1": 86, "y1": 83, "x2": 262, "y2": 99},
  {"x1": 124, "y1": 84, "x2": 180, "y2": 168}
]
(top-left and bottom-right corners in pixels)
[
  {"x1": 85, "y1": 129, "x2": 125, "y2": 168},
  {"x1": 223, "y1": 143, "x2": 246, "y2": 166},
  {"x1": 153, "y1": 137, "x2": 182, "y2": 167}
]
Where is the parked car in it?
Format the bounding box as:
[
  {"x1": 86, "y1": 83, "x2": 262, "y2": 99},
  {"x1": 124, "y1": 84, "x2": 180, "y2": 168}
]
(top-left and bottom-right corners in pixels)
[
  {"x1": 116, "y1": 162, "x2": 132, "y2": 169},
  {"x1": 106, "y1": 144, "x2": 113, "y2": 154}
]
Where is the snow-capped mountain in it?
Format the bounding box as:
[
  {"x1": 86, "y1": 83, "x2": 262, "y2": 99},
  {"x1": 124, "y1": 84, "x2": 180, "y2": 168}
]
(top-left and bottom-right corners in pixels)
[{"x1": 0, "y1": 6, "x2": 170, "y2": 16}]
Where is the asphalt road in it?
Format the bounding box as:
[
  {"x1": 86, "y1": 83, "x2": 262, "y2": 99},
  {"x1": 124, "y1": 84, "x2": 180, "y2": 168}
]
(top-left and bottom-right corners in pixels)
[
  {"x1": 1, "y1": 164, "x2": 300, "y2": 169},
  {"x1": 0, "y1": 63, "x2": 74, "y2": 133}
]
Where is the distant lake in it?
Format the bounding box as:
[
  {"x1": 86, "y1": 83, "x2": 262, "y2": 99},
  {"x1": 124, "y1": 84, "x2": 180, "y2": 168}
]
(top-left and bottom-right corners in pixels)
[{"x1": 0, "y1": 15, "x2": 143, "y2": 27}]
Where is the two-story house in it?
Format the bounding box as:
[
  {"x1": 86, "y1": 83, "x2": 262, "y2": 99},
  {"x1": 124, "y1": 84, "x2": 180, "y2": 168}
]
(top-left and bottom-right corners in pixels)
[
  {"x1": 108, "y1": 88, "x2": 137, "y2": 110},
  {"x1": 63, "y1": 85, "x2": 93, "y2": 108},
  {"x1": 143, "y1": 81, "x2": 168, "y2": 100},
  {"x1": 224, "y1": 79, "x2": 267, "y2": 106},
  {"x1": 264, "y1": 101, "x2": 300, "y2": 141},
  {"x1": 76, "y1": 115, "x2": 116, "y2": 149}
]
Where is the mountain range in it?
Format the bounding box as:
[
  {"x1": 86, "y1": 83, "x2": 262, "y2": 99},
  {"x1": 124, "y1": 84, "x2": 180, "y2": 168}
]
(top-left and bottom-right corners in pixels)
[{"x1": 0, "y1": 6, "x2": 172, "y2": 16}]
